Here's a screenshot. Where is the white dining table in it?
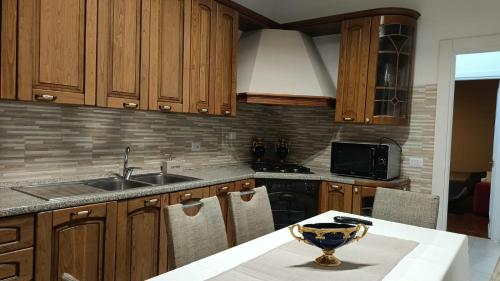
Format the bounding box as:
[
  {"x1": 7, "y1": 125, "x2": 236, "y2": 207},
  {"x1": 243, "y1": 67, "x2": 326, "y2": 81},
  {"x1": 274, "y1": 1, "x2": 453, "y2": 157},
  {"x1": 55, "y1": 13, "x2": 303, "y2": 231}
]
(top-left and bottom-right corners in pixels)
[{"x1": 148, "y1": 210, "x2": 470, "y2": 281}]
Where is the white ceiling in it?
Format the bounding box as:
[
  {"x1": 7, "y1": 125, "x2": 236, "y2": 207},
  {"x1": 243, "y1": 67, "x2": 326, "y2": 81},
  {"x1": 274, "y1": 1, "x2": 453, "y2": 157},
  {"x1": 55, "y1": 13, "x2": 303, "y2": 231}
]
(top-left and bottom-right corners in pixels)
[{"x1": 233, "y1": 0, "x2": 420, "y2": 23}]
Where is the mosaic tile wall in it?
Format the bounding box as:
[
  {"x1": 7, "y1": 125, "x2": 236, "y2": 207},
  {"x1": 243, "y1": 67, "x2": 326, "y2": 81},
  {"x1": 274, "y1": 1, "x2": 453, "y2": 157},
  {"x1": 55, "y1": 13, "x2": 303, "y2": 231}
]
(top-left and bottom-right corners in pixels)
[{"x1": 0, "y1": 84, "x2": 437, "y2": 192}]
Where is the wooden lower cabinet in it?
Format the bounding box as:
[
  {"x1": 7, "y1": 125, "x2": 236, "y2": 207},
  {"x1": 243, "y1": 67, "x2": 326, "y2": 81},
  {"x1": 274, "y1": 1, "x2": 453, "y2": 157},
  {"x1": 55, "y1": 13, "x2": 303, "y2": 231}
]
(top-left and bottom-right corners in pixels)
[
  {"x1": 115, "y1": 195, "x2": 169, "y2": 281},
  {"x1": 351, "y1": 186, "x2": 377, "y2": 216},
  {"x1": 35, "y1": 202, "x2": 117, "y2": 281},
  {"x1": 0, "y1": 247, "x2": 33, "y2": 280},
  {"x1": 319, "y1": 182, "x2": 353, "y2": 213},
  {"x1": 209, "y1": 182, "x2": 236, "y2": 246},
  {"x1": 0, "y1": 214, "x2": 34, "y2": 254}
]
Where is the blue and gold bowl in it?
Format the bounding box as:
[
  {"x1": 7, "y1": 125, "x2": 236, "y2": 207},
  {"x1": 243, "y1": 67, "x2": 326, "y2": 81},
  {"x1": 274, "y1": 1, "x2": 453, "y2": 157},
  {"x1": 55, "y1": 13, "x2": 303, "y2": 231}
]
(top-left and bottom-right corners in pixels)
[{"x1": 289, "y1": 223, "x2": 368, "y2": 267}]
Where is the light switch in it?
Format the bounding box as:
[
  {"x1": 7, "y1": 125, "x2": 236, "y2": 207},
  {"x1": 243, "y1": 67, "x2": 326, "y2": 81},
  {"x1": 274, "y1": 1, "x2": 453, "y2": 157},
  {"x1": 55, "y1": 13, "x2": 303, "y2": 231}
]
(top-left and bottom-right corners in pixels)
[
  {"x1": 409, "y1": 157, "x2": 424, "y2": 168},
  {"x1": 191, "y1": 142, "x2": 201, "y2": 152}
]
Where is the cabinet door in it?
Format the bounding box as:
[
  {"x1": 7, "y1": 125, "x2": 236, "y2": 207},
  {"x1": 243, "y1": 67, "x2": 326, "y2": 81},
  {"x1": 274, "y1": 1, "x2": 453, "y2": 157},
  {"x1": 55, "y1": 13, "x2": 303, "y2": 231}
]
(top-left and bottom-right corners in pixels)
[
  {"x1": 335, "y1": 17, "x2": 371, "y2": 124},
  {"x1": 0, "y1": 0, "x2": 17, "y2": 100},
  {"x1": 0, "y1": 248, "x2": 33, "y2": 281},
  {"x1": 189, "y1": 0, "x2": 216, "y2": 115},
  {"x1": 97, "y1": 0, "x2": 150, "y2": 110},
  {"x1": 214, "y1": 3, "x2": 238, "y2": 116},
  {"x1": 352, "y1": 186, "x2": 377, "y2": 216},
  {"x1": 116, "y1": 195, "x2": 169, "y2": 281},
  {"x1": 209, "y1": 182, "x2": 236, "y2": 246},
  {"x1": 365, "y1": 15, "x2": 417, "y2": 125},
  {"x1": 18, "y1": 0, "x2": 97, "y2": 105},
  {"x1": 35, "y1": 202, "x2": 117, "y2": 281},
  {"x1": 150, "y1": 0, "x2": 191, "y2": 113},
  {"x1": 319, "y1": 182, "x2": 353, "y2": 213},
  {"x1": 0, "y1": 215, "x2": 34, "y2": 254}
]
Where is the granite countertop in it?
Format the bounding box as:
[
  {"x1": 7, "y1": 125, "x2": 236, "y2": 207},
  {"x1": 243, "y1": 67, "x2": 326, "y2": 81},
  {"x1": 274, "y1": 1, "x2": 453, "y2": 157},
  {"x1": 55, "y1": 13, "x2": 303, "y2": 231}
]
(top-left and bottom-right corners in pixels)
[{"x1": 0, "y1": 165, "x2": 409, "y2": 218}]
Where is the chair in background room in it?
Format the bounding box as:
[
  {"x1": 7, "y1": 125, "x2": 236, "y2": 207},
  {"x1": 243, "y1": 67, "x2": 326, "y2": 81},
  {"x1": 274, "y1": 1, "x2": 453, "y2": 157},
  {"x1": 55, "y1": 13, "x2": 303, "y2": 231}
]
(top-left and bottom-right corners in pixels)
[
  {"x1": 165, "y1": 197, "x2": 228, "y2": 269},
  {"x1": 228, "y1": 186, "x2": 275, "y2": 245},
  {"x1": 372, "y1": 188, "x2": 440, "y2": 229}
]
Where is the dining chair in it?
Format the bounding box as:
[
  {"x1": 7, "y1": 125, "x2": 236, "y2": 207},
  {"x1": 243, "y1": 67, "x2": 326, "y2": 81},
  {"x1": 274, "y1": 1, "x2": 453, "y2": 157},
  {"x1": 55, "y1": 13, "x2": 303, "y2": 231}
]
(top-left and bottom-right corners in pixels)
[
  {"x1": 491, "y1": 258, "x2": 500, "y2": 281},
  {"x1": 372, "y1": 187, "x2": 440, "y2": 229},
  {"x1": 61, "y1": 273, "x2": 79, "y2": 281},
  {"x1": 165, "y1": 196, "x2": 228, "y2": 269},
  {"x1": 228, "y1": 186, "x2": 275, "y2": 245}
]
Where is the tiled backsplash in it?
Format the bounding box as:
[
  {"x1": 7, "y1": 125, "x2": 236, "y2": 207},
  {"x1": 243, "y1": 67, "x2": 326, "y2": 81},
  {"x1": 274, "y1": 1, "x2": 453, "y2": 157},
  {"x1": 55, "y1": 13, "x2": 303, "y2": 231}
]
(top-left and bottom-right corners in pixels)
[{"x1": 0, "y1": 84, "x2": 436, "y2": 192}]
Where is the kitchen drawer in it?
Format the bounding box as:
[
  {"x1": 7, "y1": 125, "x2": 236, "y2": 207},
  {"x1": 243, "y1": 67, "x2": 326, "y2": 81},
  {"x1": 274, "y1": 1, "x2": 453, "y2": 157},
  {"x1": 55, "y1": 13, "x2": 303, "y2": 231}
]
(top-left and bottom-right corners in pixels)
[
  {"x1": 0, "y1": 247, "x2": 33, "y2": 280},
  {"x1": 235, "y1": 179, "x2": 255, "y2": 191},
  {"x1": 52, "y1": 202, "x2": 107, "y2": 226},
  {"x1": 169, "y1": 187, "x2": 209, "y2": 204},
  {"x1": 0, "y1": 215, "x2": 34, "y2": 254}
]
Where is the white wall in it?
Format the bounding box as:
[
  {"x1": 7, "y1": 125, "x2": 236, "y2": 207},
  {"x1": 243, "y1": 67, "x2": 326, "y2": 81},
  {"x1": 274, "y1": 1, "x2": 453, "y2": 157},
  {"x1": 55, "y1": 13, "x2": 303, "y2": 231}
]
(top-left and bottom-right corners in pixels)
[{"x1": 234, "y1": 0, "x2": 500, "y2": 85}]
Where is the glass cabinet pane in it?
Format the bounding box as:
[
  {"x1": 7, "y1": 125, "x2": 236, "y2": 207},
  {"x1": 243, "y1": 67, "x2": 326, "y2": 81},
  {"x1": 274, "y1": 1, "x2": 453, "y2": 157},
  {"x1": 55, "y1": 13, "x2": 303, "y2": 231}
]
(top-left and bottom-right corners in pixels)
[{"x1": 372, "y1": 22, "x2": 414, "y2": 120}]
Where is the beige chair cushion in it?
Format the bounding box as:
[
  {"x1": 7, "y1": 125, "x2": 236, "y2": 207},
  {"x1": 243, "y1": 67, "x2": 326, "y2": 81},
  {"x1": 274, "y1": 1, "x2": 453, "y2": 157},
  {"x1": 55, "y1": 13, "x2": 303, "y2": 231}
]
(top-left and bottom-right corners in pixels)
[
  {"x1": 228, "y1": 186, "x2": 275, "y2": 245},
  {"x1": 491, "y1": 258, "x2": 500, "y2": 281},
  {"x1": 372, "y1": 188, "x2": 439, "y2": 229},
  {"x1": 165, "y1": 197, "x2": 228, "y2": 269}
]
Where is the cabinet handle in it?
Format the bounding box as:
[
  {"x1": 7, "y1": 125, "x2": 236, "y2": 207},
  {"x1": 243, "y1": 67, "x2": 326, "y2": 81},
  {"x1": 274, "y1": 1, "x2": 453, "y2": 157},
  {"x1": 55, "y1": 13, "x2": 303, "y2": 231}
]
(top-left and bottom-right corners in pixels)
[
  {"x1": 159, "y1": 105, "x2": 172, "y2": 112},
  {"x1": 70, "y1": 210, "x2": 91, "y2": 219},
  {"x1": 144, "y1": 198, "x2": 159, "y2": 206},
  {"x1": 198, "y1": 108, "x2": 208, "y2": 113},
  {"x1": 123, "y1": 102, "x2": 138, "y2": 109},
  {"x1": 343, "y1": 117, "x2": 354, "y2": 121},
  {"x1": 218, "y1": 186, "x2": 229, "y2": 194},
  {"x1": 354, "y1": 187, "x2": 359, "y2": 194},
  {"x1": 34, "y1": 94, "x2": 57, "y2": 102},
  {"x1": 330, "y1": 184, "x2": 341, "y2": 190},
  {"x1": 224, "y1": 110, "x2": 231, "y2": 116},
  {"x1": 181, "y1": 193, "x2": 192, "y2": 200},
  {"x1": 243, "y1": 182, "x2": 251, "y2": 186},
  {"x1": 365, "y1": 118, "x2": 370, "y2": 124}
]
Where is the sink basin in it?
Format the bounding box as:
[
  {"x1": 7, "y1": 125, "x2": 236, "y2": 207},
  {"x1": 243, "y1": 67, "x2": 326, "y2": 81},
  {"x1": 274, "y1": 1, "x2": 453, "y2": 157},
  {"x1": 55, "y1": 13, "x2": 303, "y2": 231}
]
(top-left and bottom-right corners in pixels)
[
  {"x1": 84, "y1": 177, "x2": 152, "y2": 191},
  {"x1": 132, "y1": 173, "x2": 199, "y2": 185}
]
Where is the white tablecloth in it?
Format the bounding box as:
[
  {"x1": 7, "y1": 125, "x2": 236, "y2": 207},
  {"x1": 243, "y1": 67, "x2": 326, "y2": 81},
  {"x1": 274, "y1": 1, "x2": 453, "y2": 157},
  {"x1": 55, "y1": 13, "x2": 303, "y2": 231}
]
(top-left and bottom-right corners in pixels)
[{"x1": 149, "y1": 211, "x2": 470, "y2": 281}]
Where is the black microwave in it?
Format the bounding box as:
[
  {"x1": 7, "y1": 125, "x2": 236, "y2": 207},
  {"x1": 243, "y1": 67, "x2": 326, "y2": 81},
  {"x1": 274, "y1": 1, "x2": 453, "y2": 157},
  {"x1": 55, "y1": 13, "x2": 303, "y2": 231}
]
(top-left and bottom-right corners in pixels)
[{"x1": 331, "y1": 141, "x2": 401, "y2": 180}]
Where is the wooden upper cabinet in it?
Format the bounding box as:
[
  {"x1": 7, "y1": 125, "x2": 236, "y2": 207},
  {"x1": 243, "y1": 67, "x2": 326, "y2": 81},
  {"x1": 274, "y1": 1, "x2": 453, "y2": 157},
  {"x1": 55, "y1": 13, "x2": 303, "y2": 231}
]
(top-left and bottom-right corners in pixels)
[
  {"x1": 214, "y1": 3, "x2": 238, "y2": 116},
  {"x1": 189, "y1": 0, "x2": 216, "y2": 115},
  {"x1": 18, "y1": 0, "x2": 98, "y2": 105},
  {"x1": 149, "y1": 0, "x2": 191, "y2": 113},
  {"x1": 0, "y1": 0, "x2": 18, "y2": 100},
  {"x1": 35, "y1": 202, "x2": 117, "y2": 281},
  {"x1": 97, "y1": 0, "x2": 150, "y2": 110},
  {"x1": 335, "y1": 17, "x2": 371, "y2": 124},
  {"x1": 116, "y1": 195, "x2": 169, "y2": 281}
]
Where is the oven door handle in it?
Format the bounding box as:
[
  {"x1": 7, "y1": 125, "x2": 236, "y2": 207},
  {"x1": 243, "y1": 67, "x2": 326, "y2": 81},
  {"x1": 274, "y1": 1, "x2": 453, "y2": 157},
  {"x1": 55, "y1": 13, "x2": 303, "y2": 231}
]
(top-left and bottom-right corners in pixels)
[{"x1": 279, "y1": 193, "x2": 296, "y2": 201}]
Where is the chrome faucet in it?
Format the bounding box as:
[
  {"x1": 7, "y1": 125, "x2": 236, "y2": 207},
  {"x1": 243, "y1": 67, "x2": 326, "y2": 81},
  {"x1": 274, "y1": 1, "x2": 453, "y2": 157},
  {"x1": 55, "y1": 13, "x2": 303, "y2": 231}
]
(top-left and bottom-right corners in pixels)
[{"x1": 122, "y1": 146, "x2": 140, "y2": 181}]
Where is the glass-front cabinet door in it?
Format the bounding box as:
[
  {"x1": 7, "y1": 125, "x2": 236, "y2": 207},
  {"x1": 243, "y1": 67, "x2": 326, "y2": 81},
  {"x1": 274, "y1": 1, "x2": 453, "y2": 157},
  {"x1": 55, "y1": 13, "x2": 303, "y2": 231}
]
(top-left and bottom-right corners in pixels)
[{"x1": 365, "y1": 15, "x2": 417, "y2": 125}]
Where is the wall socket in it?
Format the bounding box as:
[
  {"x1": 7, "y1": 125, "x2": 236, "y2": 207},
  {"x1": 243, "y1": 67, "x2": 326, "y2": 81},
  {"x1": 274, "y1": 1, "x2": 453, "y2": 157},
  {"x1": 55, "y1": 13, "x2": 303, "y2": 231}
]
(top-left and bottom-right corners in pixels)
[
  {"x1": 191, "y1": 142, "x2": 201, "y2": 152},
  {"x1": 409, "y1": 157, "x2": 424, "y2": 168}
]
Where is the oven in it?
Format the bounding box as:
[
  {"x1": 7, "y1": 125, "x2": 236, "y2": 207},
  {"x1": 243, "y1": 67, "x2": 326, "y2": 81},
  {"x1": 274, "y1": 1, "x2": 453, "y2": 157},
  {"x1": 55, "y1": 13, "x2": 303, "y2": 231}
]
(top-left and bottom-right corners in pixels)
[{"x1": 256, "y1": 179, "x2": 320, "y2": 230}]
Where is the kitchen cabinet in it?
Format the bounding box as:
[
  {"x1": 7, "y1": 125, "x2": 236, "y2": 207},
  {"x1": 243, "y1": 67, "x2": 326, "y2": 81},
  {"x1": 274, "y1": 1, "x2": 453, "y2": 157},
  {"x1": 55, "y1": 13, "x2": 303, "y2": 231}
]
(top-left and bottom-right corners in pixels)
[
  {"x1": 97, "y1": 0, "x2": 150, "y2": 110},
  {"x1": 0, "y1": 0, "x2": 17, "y2": 100},
  {"x1": 169, "y1": 186, "x2": 210, "y2": 216},
  {"x1": 209, "y1": 182, "x2": 236, "y2": 246},
  {"x1": 116, "y1": 195, "x2": 169, "y2": 281},
  {"x1": 0, "y1": 215, "x2": 34, "y2": 280},
  {"x1": 149, "y1": 0, "x2": 192, "y2": 113},
  {"x1": 336, "y1": 15, "x2": 417, "y2": 125},
  {"x1": 235, "y1": 179, "x2": 256, "y2": 201},
  {"x1": 189, "y1": 0, "x2": 238, "y2": 116},
  {"x1": 35, "y1": 202, "x2": 117, "y2": 281},
  {"x1": 336, "y1": 17, "x2": 371, "y2": 124},
  {"x1": 351, "y1": 185, "x2": 377, "y2": 216},
  {"x1": 214, "y1": 2, "x2": 238, "y2": 116},
  {"x1": 18, "y1": 0, "x2": 98, "y2": 105},
  {"x1": 319, "y1": 182, "x2": 353, "y2": 213}
]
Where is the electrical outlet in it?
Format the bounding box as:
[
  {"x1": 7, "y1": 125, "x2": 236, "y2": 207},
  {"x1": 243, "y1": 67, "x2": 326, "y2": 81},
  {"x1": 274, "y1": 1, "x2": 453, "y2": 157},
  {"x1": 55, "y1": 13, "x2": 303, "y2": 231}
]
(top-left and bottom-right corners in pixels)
[
  {"x1": 227, "y1": 131, "x2": 237, "y2": 140},
  {"x1": 191, "y1": 142, "x2": 201, "y2": 152},
  {"x1": 409, "y1": 157, "x2": 424, "y2": 168}
]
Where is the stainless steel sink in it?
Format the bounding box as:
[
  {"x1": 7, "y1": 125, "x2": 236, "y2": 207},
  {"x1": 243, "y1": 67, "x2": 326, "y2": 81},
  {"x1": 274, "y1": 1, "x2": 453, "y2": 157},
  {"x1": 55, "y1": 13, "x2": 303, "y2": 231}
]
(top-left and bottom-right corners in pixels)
[
  {"x1": 84, "y1": 177, "x2": 152, "y2": 191},
  {"x1": 132, "y1": 173, "x2": 199, "y2": 185}
]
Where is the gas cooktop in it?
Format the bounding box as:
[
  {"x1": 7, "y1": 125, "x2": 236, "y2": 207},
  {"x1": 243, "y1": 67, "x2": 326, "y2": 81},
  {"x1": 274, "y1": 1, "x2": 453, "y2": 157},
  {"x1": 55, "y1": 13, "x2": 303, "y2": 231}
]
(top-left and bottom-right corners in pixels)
[{"x1": 251, "y1": 162, "x2": 313, "y2": 174}]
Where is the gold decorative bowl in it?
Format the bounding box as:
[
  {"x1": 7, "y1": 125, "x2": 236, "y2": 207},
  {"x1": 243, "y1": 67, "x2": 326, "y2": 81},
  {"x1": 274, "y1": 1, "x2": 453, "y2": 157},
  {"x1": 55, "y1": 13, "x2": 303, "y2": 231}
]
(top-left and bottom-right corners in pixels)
[{"x1": 289, "y1": 223, "x2": 368, "y2": 267}]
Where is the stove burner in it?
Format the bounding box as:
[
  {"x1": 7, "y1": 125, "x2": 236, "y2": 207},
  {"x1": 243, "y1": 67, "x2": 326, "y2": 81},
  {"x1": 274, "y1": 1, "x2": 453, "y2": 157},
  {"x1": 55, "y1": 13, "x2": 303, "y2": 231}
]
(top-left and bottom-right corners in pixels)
[{"x1": 251, "y1": 162, "x2": 313, "y2": 174}]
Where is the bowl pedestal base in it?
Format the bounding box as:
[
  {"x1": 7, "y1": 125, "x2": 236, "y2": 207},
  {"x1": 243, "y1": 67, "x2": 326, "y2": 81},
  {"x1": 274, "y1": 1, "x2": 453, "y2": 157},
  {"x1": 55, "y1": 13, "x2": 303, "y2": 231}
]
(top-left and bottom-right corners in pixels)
[{"x1": 315, "y1": 249, "x2": 341, "y2": 267}]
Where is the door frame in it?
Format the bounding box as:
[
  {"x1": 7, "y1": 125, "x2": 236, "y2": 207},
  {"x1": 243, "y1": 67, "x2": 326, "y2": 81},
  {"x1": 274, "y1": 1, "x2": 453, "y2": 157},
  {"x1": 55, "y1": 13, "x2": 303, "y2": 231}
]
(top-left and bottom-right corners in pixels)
[{"x1": 432, "y1": 33, "x2": 500, "y2": 237}]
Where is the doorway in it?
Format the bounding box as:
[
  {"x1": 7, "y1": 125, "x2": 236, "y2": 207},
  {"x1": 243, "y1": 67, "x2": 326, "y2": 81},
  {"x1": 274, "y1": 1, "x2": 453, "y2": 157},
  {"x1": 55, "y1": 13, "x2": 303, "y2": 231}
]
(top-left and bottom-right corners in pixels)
[
  {"x1": 433, "y1": 34, "x2": 500, "y2": 241},
  {"x1": 446, "y1": 79, "x2": 499, "y2": 238}
]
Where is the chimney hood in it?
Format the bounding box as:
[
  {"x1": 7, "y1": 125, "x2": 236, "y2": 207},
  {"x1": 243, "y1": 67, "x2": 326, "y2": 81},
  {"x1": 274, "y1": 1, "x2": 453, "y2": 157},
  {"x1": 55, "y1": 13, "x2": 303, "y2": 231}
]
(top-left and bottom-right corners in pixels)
[{"x1": 237, "y1": 29, "x2": 335, "y2": 107}]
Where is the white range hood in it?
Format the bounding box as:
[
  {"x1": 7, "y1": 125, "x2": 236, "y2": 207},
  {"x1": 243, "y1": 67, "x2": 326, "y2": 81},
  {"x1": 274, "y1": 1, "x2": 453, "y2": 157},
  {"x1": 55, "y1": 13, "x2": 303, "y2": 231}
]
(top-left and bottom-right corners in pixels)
[{"x1": 237, "y1": 29, "x2": 335, "y2": 106}]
